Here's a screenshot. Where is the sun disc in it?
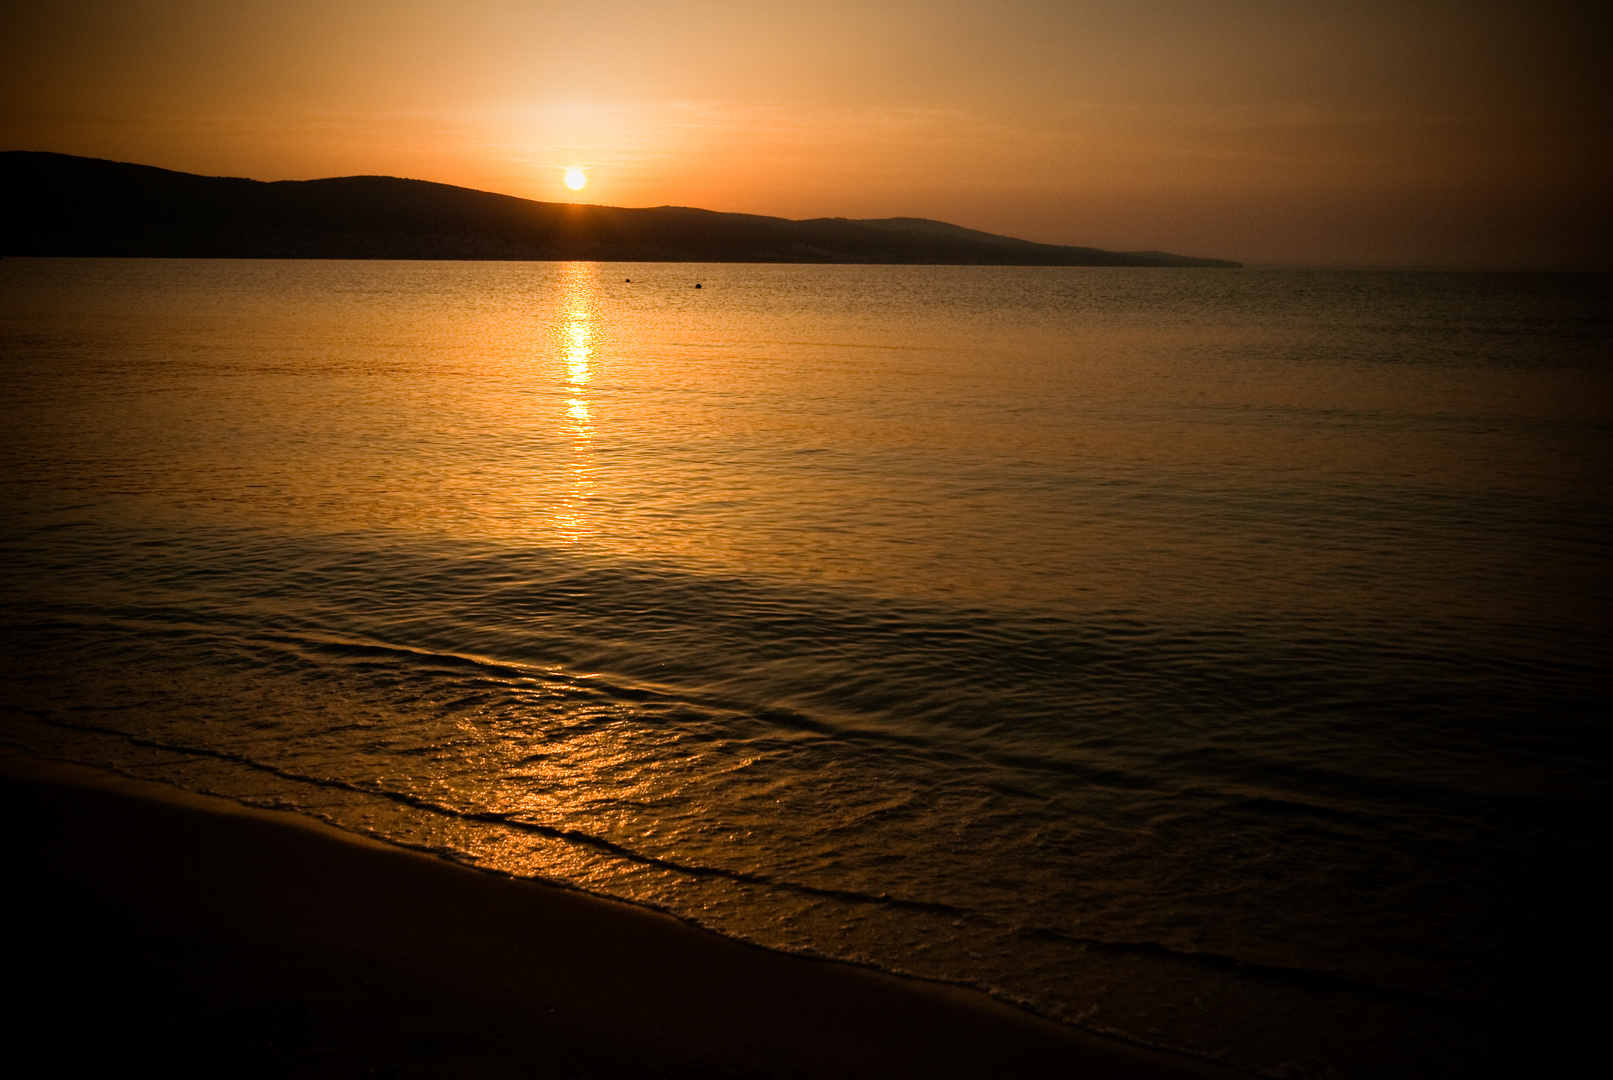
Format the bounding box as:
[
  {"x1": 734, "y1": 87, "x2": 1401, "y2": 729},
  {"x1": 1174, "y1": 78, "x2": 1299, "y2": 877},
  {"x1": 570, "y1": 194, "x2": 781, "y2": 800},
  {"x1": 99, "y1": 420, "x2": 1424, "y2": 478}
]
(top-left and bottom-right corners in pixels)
[{"x1": 564, "y1": 168, "x2": 587, "y2": 191}]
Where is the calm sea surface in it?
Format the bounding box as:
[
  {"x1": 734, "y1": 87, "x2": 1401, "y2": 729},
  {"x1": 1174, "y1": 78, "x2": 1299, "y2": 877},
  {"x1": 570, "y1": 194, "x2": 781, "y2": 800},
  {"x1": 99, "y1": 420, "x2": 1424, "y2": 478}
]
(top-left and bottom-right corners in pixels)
[{"x1": 3, "y1": 259, "x2": 1608, "y2": 1076}]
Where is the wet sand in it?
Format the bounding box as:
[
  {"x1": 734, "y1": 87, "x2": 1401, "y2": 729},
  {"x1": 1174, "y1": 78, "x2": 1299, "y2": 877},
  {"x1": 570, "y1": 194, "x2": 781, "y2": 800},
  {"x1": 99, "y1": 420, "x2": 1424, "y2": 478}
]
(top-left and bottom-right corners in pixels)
[{"x1": 0, "y1": 748, "x2": 1242, "y2": 1079}]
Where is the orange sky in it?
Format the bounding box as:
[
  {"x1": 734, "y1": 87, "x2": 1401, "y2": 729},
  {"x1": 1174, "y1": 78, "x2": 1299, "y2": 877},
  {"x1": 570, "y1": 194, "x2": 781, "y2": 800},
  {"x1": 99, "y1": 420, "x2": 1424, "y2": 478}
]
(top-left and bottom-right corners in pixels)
[{"x1": 3, "y1": 1, "x2": 1607, "y2": 268}]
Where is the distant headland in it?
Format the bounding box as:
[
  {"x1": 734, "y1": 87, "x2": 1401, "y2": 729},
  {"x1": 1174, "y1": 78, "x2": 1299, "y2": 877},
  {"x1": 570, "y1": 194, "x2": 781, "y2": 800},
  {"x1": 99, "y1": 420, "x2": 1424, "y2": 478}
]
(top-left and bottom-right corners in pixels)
[{"x1": 1, "y1": 152, "x2": 1240, "y2": 267}]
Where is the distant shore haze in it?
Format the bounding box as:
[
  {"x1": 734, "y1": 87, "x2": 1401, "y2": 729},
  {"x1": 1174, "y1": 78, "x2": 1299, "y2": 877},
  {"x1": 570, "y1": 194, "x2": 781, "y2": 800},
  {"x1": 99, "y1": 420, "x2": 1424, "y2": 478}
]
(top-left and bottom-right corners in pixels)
[{"x1": 0, "y1": 151, "x2": 1240, "y2": 267}]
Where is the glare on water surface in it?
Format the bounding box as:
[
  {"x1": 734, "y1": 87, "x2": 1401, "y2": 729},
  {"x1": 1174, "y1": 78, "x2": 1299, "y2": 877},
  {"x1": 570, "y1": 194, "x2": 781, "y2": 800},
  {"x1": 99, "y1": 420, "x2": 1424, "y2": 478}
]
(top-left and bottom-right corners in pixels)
[{"x1": 554, "y1": 262, "x2": 597, "y2": 545}]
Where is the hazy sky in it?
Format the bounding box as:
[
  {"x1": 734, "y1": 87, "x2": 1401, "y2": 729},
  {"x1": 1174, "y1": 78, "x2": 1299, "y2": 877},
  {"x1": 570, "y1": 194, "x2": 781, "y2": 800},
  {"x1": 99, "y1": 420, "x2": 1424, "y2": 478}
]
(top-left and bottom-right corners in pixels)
[{"x1": 3, "y1": 1, "x2": 1607, "y2": 268}]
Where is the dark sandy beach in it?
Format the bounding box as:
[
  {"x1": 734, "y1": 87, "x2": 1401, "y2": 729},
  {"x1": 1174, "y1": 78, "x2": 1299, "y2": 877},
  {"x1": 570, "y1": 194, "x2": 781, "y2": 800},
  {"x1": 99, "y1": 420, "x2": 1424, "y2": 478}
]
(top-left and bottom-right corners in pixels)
[{"x1": 1, "y1": 749, "x2": 1238, "y2": 1079}]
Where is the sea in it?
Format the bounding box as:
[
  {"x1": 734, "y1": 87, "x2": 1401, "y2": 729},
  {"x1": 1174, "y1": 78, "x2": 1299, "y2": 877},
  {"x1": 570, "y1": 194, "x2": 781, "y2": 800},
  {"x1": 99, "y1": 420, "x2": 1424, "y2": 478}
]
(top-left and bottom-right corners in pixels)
[{"x1": 2, "y1": 258, "x2": 1607, "y2": 1077}]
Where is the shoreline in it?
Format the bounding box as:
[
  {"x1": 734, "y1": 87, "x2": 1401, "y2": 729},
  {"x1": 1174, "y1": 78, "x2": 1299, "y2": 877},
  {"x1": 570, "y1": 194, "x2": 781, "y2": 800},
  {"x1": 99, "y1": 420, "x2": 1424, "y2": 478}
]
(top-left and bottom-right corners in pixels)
[{"x1": 0, "y1": 747, "x2": 1239, "y2": 1078}]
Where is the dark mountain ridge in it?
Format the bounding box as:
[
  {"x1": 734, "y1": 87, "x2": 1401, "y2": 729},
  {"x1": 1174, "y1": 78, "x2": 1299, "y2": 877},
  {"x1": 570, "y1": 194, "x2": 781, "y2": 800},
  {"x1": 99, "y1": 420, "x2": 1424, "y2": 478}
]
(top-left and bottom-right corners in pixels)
[{"x1": 1, "y1": 151, "x2": 1240, "y2": 267}]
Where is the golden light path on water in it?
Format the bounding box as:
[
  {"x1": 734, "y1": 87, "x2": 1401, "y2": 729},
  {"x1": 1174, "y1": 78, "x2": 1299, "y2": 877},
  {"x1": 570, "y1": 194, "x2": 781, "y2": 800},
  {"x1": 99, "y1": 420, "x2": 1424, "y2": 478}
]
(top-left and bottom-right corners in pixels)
[{"x1": 552, "y1": 262, "x2": 597, "y2": 544}]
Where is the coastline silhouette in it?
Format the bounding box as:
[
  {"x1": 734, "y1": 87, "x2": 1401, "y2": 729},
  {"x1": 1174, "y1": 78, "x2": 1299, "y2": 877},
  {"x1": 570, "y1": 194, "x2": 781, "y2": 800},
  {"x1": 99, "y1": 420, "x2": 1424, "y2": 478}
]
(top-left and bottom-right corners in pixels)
[{"x1": 1, "y1": 151, "x2": 1240, "y2": 267}]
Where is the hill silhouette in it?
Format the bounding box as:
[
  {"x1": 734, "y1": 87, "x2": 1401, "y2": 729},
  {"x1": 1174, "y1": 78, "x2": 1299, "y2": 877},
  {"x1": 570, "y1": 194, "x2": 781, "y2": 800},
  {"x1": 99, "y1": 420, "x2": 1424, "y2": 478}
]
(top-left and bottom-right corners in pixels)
[{"x1": 2, "y1": 152, "x2": 1240, "y2": 267}]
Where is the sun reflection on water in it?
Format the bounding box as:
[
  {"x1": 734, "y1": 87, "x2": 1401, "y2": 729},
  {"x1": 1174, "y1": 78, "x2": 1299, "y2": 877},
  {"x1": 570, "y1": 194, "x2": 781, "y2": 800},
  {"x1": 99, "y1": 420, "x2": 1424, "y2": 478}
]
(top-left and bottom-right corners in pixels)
[{"x1": 553, "y1": 262, "x2": 597, "y2": 543}]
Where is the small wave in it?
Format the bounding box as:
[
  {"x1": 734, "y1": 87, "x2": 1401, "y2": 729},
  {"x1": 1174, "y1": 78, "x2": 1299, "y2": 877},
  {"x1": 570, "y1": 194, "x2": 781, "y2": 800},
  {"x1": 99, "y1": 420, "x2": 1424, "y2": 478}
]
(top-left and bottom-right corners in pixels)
[
  {"x1": 29, "y1": 711, "x2": 968, "y2": 916},
  {"x1": 20, "y1": 709, "x2": 1518, "y2": 1022}
]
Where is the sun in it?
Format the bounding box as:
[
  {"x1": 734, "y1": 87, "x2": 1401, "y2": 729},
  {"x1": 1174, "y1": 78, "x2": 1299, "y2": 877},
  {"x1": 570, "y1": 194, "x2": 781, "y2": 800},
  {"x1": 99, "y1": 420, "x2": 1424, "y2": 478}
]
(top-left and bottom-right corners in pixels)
[{"x1": 564, "y1": 168, "x2": 587, "y2": 191}]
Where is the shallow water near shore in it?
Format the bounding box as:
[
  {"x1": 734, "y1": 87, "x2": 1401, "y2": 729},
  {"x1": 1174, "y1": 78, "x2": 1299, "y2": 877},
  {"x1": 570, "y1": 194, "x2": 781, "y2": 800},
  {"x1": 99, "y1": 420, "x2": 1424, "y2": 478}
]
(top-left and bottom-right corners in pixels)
[{"x1": 3, "y1": 259, "x2": 1608, "y2": 1076}]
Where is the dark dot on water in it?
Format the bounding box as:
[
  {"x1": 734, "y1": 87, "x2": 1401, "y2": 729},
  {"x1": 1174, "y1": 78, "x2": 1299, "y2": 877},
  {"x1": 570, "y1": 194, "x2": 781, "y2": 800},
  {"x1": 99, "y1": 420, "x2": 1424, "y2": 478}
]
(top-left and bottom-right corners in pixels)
[{"x1": 694, "y1": 283, "x2": 702, "y2": 288}]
